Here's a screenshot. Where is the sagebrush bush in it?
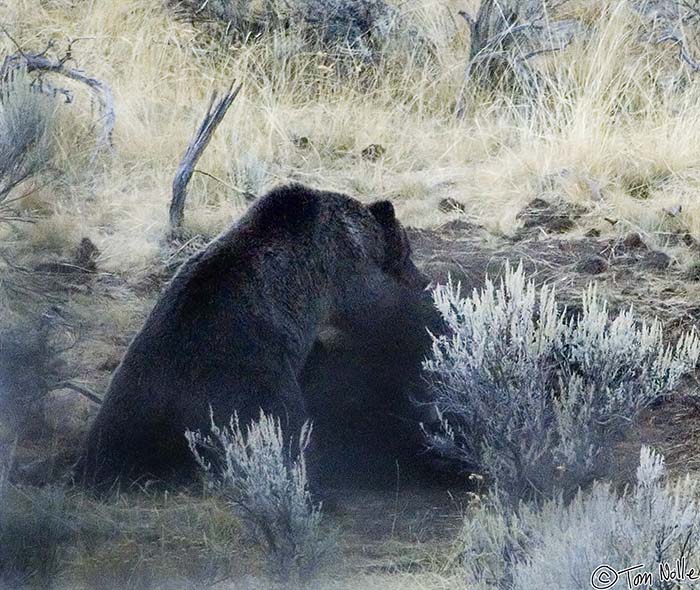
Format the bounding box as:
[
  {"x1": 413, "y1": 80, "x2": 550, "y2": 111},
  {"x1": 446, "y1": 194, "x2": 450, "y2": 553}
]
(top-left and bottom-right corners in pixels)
[
  {"x1": 0, "y1": 313, "x2": 74, "y2": 440},
  {"x1": 177, "y1": 0, "x2": 429, "y2": 63},
  {"x1": 186, "y1": 411, "x2": 331, "y2": 584},
  {"x1": 423, "y1": 263, "x2": 700, "y2": 500},
  {"x1": 0, "y1": 66, "x2": 56, "y2": 219},
  {"x1": 457, "y1": 0, "x2": 581, "y2": 111},
  {"x1": 0, "y1": 480, "x2": 75, "y2": 589},
  {"x1": 461, "y1": 447, "x2": 700, "y2": 590}
]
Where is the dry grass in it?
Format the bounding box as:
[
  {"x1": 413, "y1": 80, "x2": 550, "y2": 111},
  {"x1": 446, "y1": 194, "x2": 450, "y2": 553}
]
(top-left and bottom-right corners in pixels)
[
  {"x1": 4, "y1": 0, "x2": 700, "y2": 278},
  {"x1": 0, "y1": 482, "x2": 259, "y2": 589},
  {"x1": 0, "y1": 479, "x2": 465, "y2": 589}
]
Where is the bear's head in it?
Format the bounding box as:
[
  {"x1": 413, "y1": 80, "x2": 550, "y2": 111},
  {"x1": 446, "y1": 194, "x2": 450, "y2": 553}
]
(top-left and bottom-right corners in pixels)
[
  {"x1": 247, "y1": 184, "x2": 435, "y2": 343},
  {"x1": 327, "y1": 196, "x2": 435, "y2": 347},
  {"x1": 366, "y1": 200, "x2": 427, "y2": 293}
]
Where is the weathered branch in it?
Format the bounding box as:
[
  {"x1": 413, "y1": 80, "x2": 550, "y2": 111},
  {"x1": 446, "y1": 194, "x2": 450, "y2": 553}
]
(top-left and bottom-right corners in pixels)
[
  {"x1": 657, "y1": 32, "x2": 700, "y2": 71},
  {"x1": 636, "y1": 0, "x2": 700, "y2": 73},
  {"x1": 50, "y1": 381, "x2": 102, "y2": 405},
  {"x1": 457, "y1": 0, "x2": 580, "y2": 116},
  {"x1": 0, "y1": 45, "x2": 116, "y2": 155},
  {"x1": 169, "y1": 82, "x2": 242, "y2": 231}
]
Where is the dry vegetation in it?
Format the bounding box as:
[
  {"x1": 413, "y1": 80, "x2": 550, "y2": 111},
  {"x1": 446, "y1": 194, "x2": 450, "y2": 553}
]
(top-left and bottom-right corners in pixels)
[
  {"x1": 6, "y1": 0, "x2": 700, "y2": 273},
  {"x1": 5, "y1": 0, "x2": 700, "y2": 588}
]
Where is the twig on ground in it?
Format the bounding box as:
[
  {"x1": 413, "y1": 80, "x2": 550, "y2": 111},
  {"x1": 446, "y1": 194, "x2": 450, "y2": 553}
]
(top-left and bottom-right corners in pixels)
[{"x1": 49, "y1": 381, "x2": 102, "y2": 406}]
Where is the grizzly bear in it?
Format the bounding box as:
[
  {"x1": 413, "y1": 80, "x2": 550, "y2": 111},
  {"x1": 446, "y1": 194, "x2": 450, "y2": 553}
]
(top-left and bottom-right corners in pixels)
[
  {"x1": 301, "y1": 315, "x2": 443, "y2": 489},
  {"x1": 75, "y1": 183, "x2": 430, "y2": 488}
]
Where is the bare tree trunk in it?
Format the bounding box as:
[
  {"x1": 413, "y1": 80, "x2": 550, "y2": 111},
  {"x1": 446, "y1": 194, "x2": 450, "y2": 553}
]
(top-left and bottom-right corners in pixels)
[
  {"x1": 468, "y1": 0, "x2": 496, "y2": 65},
  {"x1": 169, "y1": 82, "x2": 242, "y2": 231}
]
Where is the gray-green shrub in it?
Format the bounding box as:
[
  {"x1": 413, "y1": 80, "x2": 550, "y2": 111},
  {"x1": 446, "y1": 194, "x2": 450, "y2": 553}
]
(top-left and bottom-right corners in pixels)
[
  {"x1": 186, "y1": 411, "x2": 331, "y2": 584},
  {"x1": 176, "y1": 0, "x2": 429, "y2": 63},
  {"x1": 424, "y1": 263, "x2": 700, "y2": 500},
  {"x1": 0, "y1": 66, "x2": 56, "y2": 217},
  {"x1": 461, "y1": 447, "x2": 700, "y2": 590},
  {"x1": 0, "y1": 479, "x2": 75, "y2": 589},
  {"x1": 457, "y1": 0, "x2": 581, "y2": 111}
]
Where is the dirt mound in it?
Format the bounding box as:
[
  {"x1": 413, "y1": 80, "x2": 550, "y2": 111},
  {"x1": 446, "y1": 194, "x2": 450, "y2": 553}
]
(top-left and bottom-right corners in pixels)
[{"x1": 409, "y1": 220, "x2": 699, "y2": 335}]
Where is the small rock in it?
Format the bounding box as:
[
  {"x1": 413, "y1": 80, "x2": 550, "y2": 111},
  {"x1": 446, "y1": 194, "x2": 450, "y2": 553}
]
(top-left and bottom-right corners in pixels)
[
  {"x1": 438, "y1": 198, "x2": 466, "y2": 214},
  {"x1": 547, "y1": 217, "x2": 576, "y2": 232},
  {"x1": 440, "y1": 218, "x2": 480, "y2": 232},
  {"x1": 517, "y1": 198, "x2": 549, "y2": 223},
  {"x1": 515, "y1": 198, "x2": 580, "y2": 236},
  {"x1": 361, "y1": 144, "x2": 386, "y2": 161},
  {"x1": 622, "y1": 232, "x2": 647, "y2": 251},
  {"x1": 98, "y1": 355, "x2": 121, "y2": 372},
  {"x1": 576, "y1": 255, "x2": 609, "y2": 275},
  {"x1": 76, "y1": 237, "x2": 100, "y2": 271},
  {"x1": 642, "y1": 250, "x2": 671, "y2": 270},
  {"x1": 292, "y1": 135, "x2": 310, "y2": 149}
]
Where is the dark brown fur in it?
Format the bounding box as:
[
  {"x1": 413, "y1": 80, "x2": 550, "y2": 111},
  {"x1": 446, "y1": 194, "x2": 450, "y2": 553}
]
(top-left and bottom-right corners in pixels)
[{"x1": 75, "y1": 184, "x2": 428, "y2": 489}]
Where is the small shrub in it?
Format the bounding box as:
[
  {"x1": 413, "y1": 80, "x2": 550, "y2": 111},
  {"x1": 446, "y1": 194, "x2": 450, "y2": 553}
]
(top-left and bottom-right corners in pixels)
[
  {"x1": 0, "y1": 481, "x2": 75, "y2": 589},
  {"x1": 461, "y1": 447, "x2": 700, "y2": 590},
  {"x1": 0, "y1": 315, "x2": 73, "y2": 440},
  {"x1": 186, "y1": 411, "x2": 331, "y2": 584},
  {"x1": 0, "y1": 325, "x2": 47, "y2": 432},
  {"x1": 176, "y1": 0, "x2": 429, "y2": 63},
  {"x1": 423, "y1": 263, "x2": 700, "y2": 500},
  {"x1": 458, "y1": 0, "x2": 581, "y2": 105},
  {"x1": 0, "y1": 66, "x2": 57, "y2": 221}
]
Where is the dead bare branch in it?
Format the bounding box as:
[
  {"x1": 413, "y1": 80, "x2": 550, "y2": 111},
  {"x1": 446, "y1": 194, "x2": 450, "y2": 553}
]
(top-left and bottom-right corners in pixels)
[
  {"x1": 169, "y1": 82, "x2": 242, "y2": 231},
  {"x1": 636, "y1": 0, "x2": 700, "y2": 72},
  {"x1": 456, "y1": 0, "x2": 580, "y2": 116},
  {"x1": 49, "y1": 381, "x2": 102, "y2": 406},
  {"x1": 658, "y1": 31, "x2": 700, "y2": 70},
  {"x1": 0, "y1": 43, "x2": 116, "y2": 155}
]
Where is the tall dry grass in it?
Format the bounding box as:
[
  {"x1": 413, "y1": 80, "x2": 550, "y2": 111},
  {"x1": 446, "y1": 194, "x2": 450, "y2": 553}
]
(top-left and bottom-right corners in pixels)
[{"x1": 2, "y1": 0, "x2": 700, "y2": 276}]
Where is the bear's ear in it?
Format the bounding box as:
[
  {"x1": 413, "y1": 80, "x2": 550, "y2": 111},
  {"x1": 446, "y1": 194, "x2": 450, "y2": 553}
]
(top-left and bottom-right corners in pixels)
[
  {"x1": 368, "y1": 200, "x2": 396, "y2": 227},
  {"x1": 254, "y1": 184, "x2": 320, "y2": 234},
  {"x1": 368, "y1": 200, "x2": 405, "y2": 268}
]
